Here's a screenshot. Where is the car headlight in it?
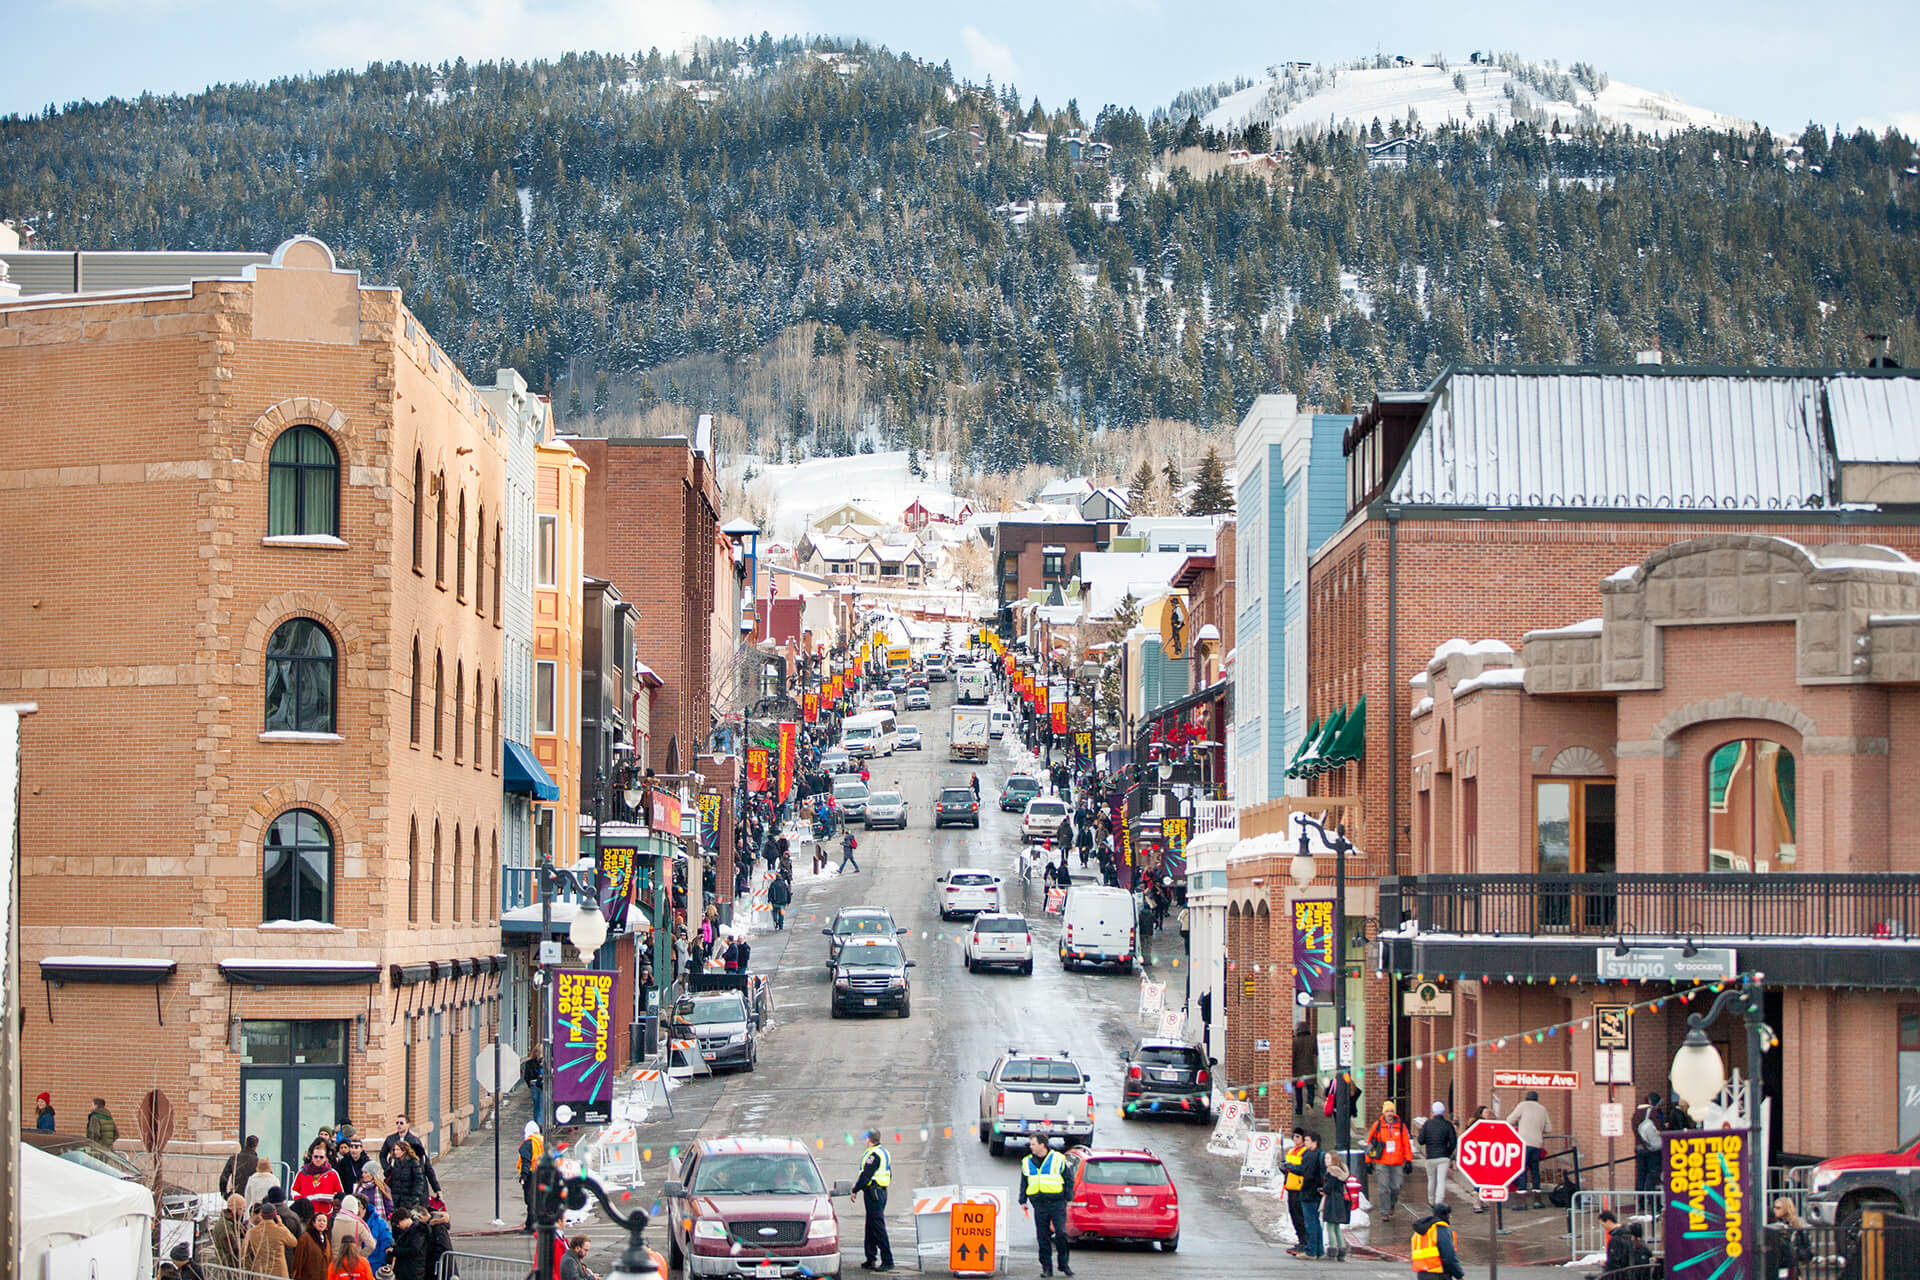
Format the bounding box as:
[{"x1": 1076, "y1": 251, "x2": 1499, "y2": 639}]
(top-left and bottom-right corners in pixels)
[
  {"x1": 1809, "y1": 1169, "x2": 1839, "y2": 1195},
  {"x1": 693, "y1": 1220, "x2": 729, "y2": 1240},
  {"x1": 807, "y1": 1215, "x2": 837, "y2": 1239},
  {"x1": 835, "y1": 976, "x2": 851, "y2": 988},
  {"x1": 726, "y1": 1032, "x2": 747, "y2": 1045}
]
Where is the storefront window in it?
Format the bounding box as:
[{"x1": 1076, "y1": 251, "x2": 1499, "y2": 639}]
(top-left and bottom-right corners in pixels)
[
  {"x1": 240, "y1": 1020, "x2": 349, "y2": 1174},
  {"x1": 1706, "y1": 739, "x2": 1796, "y2": 872}
]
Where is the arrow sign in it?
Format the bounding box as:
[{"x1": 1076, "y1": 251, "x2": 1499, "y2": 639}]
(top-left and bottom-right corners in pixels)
[{"x1": 949, "y1": 1200, "x2": 998, "y2": 1274}]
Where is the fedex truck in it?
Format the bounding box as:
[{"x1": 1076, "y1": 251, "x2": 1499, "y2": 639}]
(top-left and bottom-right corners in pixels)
[
  {"x1": 949, "y1": 705, "x2": 991, "y2": 763},
  {"x1": 956, "y1": 665, "x2": 989, "y2": 705}
]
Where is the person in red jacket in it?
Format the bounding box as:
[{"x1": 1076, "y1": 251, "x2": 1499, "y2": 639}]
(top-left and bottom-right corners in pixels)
[{"x1": 292, "y1": 1140, "x2": 344, "y2": 1215}]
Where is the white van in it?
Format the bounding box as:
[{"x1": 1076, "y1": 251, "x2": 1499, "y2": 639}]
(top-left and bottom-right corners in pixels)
[
  {"x1": 989, "y1": 707, "x2": 1015, "y2": 739},
  {"x1": 840, "y1": 710, "x2": 899, "y2": 758},
  {"x1": 1059, "y1": 886, "x2": 1138, "y2": 973}
]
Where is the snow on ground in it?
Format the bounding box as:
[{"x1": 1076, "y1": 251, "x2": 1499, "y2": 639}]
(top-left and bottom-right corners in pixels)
[
  {"x1": 1202, "y1": 60, "x2": 1750, "y2": 139},
  {"x1": 729, "y1": 449, "x2": 968, "y2": 543}
]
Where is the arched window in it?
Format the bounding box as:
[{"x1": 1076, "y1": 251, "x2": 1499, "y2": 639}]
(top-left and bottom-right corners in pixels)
[
  {"x1": 456, "y1": 492, "x2": 468, "y2": 600},
  {"x1": 473, "y1": 673, "x2": 484, "y2": 772},
  {"x1": 412, "y1": 452, "x2": 425, "y2": 572},
  {"x1": 475, "y1": 503, "x2": 487, "y2": 616},
  {"x1": 264, "y1": 618, "x2": 335, "y2": 734},
  {"x1": 452, "y1": 822, "x2": 464, "y2": 923},
  {"x1": 409, "y1": 638, "x2": 422, "y2": 746},
  {"x1": 489, "y1": 832, "x2": 499, "y2": 918},
  {"x1": 434, "y1": 473, "x2": 447, "y2": 586},
  {"x1": 491, "y1": 679, "x2": 501, "y2": 774},
  {"x1": 263, "y1": 808, "x2": 333, "y2": 923},
  {"x1": 472, "y1": 828, "x2": 484, "y2": 919},
  {"x1": 432, "y1": 652, "x2": 445, "y2": 754},
  {"x1": 432, "y1": 820, "x2": 443, "y2": 922},
  {"x1": 408, "y1": 818, "x2": 420, "y2": 923},
  {"x1": 1707, "y1": 739, "x2": 1797, "y2": 872},
  {"x1": 492, "y1": 522, "x2": 503, "y2": 628},
  {"x1": 453, "y1": 662, "x2": 465, "y2": 762},
  {"x1": 267, "y1": 427, "x2": 338, "y2": 537}
]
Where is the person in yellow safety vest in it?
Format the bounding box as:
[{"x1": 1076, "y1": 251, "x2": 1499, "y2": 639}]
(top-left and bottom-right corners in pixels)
[
  {"x1": 1410, "y1": 1203, "x2": 1466, "y2": 1277},
  {"x1": 1019, "y1": 1136, "x2": 1074, "y2": 1278},
  {"x1": 850, "y1": 1130, "x2": 894, "y2": 1271}
]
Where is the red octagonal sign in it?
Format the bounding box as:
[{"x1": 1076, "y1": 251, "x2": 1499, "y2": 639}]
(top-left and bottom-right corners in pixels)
[{"x1": 1456, "y1": 1118, "x2": 1527, "y2": 1190}]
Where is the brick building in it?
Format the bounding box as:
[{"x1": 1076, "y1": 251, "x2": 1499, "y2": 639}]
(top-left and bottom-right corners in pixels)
[
  {"x1": 1285, "y1": 366, "x2": 1920, "y2": 1134},
  {"x1": 0, "y1": 238, "x2": 515, "y2": 1164},
  {"x1": 988, "y1": 518, "x2": 1125, "y2": 634},
  {"x1": 568, "y1": 436, "x2": 722, "y2": 776},
  {"x1": 1391, "y1": 534, "x2": 1920, "y2": 1163}
]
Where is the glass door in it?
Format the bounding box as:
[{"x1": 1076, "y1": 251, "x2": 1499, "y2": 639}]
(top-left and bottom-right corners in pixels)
[
  {"x1": 1534, "y1": 780, "x2": 1617, "y2": 931},
  {"x1": 239, "y1": 1020, "x2": 348, "y2": 1175}
]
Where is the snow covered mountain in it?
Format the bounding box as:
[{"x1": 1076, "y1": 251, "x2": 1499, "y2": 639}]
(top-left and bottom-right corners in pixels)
[{"x1": 1197, "y1": 55, "x2": 1752, "y2": 140}]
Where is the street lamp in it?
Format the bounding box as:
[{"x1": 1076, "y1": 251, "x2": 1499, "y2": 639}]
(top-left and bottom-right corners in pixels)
[
  {"x1": 1669, "y1": 975, "x2": 1770, "y2": 1264},
  {"x1": 1295, "y1": 815, "x2": 1355, "y2": 1163}
]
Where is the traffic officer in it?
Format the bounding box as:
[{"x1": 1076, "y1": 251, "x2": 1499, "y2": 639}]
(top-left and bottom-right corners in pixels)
[
  {"x1": 1019, "y1": 1136, "x2": 1074, "y2": 1278},
  {"x1": 1410, "y1": 1203, "x2": 1466, "y2": 1277},
  {"x1": 850, "y1": 1130, "x2": 893, "y2": 1271}
]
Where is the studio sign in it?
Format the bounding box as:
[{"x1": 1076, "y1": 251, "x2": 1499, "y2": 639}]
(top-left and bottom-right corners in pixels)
[{"x1": 1595, "y1": 946, "x2": 1736, "y2": 982}]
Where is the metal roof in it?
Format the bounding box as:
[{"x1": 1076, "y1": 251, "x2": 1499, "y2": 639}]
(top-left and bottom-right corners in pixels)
[
  {"x1": 1390, "y1": 370, "x2": 1840, "y2": 510},
  {"x1": 1, "y1": 249, "x2": 268, "y2": 298},
  {"x1": 1828, "y1": 375, "x2": 1920, "y2": 465}
]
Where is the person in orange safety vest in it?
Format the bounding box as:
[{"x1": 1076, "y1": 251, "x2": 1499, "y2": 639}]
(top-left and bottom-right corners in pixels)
[{"x1": 1410, "y1": 1203, "x2": 1466, "y2": 1277}]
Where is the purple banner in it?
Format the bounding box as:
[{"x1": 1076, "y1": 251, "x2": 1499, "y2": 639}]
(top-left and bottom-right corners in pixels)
[
  {"x1": 550, "y1": 968, "x2": 618, "y2": 1125},
  {"x1": 1663, "y1": 1129, "x2": 1754, "y2": 1280},
  {"x1": 1292, "y1": 898, "x2": 1335, "y2": 1004}
]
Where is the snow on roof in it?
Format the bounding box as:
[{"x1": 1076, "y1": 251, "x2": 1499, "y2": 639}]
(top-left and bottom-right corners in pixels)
[
  {"x1": 39, "y1": 955, "x2": 176, "y2": 967},
  {"x1": 1392, "y1": 370, "x2": 1852, "y2": 511},
  {"x1": 1828, "y1": 376, "x2": 1920, "y2": 465},
  {"x1": 1454, "y1": 667, "x2": 1528, "y2": 697},
  {"x1": 806, "y1": 535, "x2": 859, "y2": 561},
  {"x1": 1411, "y1": 695, "x2": 1435, "y2": 718},
  {"x1": 1076, "y1": 551, "x2": 1193, "y2": 618},
  {"x1": 1428, "y1": 637, "x2": 1512, "y2": 666},
  {"x1": 1525, "y1": 618, "x2": 1604, "y2": 640}
]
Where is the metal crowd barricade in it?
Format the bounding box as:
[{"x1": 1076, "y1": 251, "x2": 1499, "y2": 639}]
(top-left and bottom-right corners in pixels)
[
  {"x1": 437, "y1": 1250, "x2": 534, "y2": 1280},
  {"x1": 200, "y1": 1265, "x2": 290, "y2": 1280},
  {"x1": 1569, "y1": 1189, "x2": 1664, "y2": 1258}
]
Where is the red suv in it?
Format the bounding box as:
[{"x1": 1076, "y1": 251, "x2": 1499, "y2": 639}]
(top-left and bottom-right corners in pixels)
[
  {"x1": 1065, "y1": 1149, "x2": 1180, "y2": 1251},
  {"x1": 661, "y1": 1137, "x2": 852, "y2": 1279}
]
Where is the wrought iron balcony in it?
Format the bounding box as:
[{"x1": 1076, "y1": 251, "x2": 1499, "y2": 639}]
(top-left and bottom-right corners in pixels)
[
  {"x1": 1380, "y1": 873, "x2": 1920, "y2": 942},
  {"x1": 500, "y1": 864, "x2": 591, "y2": 913}
]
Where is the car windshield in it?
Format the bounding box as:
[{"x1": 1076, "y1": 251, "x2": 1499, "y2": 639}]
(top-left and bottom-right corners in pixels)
[
  {"x1": 974, "y1": 916, "x2": 1028, "y2": 933},
  {"x1": 1136, "y1": 1047, "x2": 1202, "y2": 1067},
  {"x1": 1006, "y1": 779, "x2": 1038, "y2": 793},
  {"x1": 869, "y1": 793, "x2": 903, "y2": 806},
  {"x1": 680, "y1": 999, "x2": 748, "y2": 1026},
  {"x1": 841, "y1": 943, "x2": 904, "y2": 967},
  {"x1": 999, "y1": 1060, "x2": 1084, "y2": 1086},
  {"x1": 1080, "y1": 1159, "x2": 1170, "y2": 1187},
  {"x1": 835, "y1": 915, "x2": 891, "y2": 936},
  {"x1": 834, "y1": 781, "x2": 868, "y2": 799},
  {"x1": 33, "y1": 1139, "x2": 141, "y2": 1180},
  {"x1": 949, "y1": 872, "x2": 995, "y2": 886},
  {"x1": 940, "y1": 789, "x2": 975, "y2": 804},
  {"x1": 1028, "y1": 801, "x2": 1065, "y2": 817},
  {"x1": 842, "y1": 729, "x2": 870, "y2": 742},
  {"x1": 689, "y1": 1153, "x2": 827, "y2": 1195}
]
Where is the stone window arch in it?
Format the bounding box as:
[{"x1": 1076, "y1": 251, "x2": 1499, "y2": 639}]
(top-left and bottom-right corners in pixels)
[
  {"x1": 409, "y1": 637, "x2": 422, "y2": 747},
  {"x1": 432, "y1": 652, "x2": 445, "y2": 755},
  {"x1": 434, "y1": 472, "x2": 447, "y2": 586},
  {"x1": 412, "y1": 451, "x2": 426, "y2": 573},
  {"x1": 1706, "y1": 737, "x2": 1798, "y2": 873},
  {"x1": 267, "y1": 425, "x2": 339, "y2": 537},
  {"x1": 456, "y1": 490, "x2": 468, "y2": 600},
  {"x1": 452, "y1": 821, "x2": 464, "y2": 923},
  {"x1": 263, "y1": 807, "x2": 334, "y2": 923}
]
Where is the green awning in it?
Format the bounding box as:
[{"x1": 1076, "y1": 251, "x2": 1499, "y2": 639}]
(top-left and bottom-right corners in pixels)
[
  {"x1": 1287, "y1": 715, "x2": 1322, "y2": 770},
  {"x1": 1290, "y1": 706, "x2": 1344, "y2": 778},
  {"x1": 1322, "y1": 695, "x2": 1366, "y2": 768}
]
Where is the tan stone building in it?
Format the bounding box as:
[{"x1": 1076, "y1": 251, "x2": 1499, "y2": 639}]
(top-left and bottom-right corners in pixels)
[{"x1": 1, "y1": 238, "x2": 516, "y2": 1167}]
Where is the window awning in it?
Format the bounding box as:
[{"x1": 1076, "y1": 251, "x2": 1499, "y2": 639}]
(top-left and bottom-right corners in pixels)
[
  {"x1": 504, "y1": 740, "x2": 559, "y2": 801},
  {"x1": 1288, "y1": 697, "x2": 1366, "y2": 778}
]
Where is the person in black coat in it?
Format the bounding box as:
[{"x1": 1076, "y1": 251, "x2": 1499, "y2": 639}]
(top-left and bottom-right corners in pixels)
[
  {"x1": 1320, "y1": 1155, "x2": 1353, "y2": 1262},
  {"x1": 385, "y1": 1139, "x2": 429, "y2": 1217},
  {"x1": 388, "y1": 1204, "x2": 432, "y2": 1280}
]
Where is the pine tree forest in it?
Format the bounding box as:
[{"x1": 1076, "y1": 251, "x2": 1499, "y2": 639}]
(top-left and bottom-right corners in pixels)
[{"x1": 7, "y1": 37, "x2": 1918, "y2": 473}]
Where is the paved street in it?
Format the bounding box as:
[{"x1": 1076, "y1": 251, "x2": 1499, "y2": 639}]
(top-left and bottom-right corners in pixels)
[{"x1": 434, "y1": 680, "x2": 1583, "y2": 1279}]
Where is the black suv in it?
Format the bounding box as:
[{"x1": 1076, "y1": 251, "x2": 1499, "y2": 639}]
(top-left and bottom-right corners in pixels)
[
  {"x1": 669, "y1": 990, "x2": 758, "y2": 1072},
  {"x1": 1121, "y1": 1038, "x2": 1214, "y2": 1120},
  {"x1": 935, "y1": 786, "x2": 981, "y2": 828},
  {"x1": 829, "y1": 937, "x2": 915, "y2": 1018}
]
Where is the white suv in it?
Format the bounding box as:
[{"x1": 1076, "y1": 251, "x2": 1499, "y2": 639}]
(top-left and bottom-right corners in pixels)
[
  {"x1": 963, "y1": 913, "x2": 1033, "y2": 974},
  {"x1": 937, "y1": 867, "x2": 1002, "y2": 920},
  {"x1": 1021, "y1": 796, "x2": 1070, "y2": 844}
]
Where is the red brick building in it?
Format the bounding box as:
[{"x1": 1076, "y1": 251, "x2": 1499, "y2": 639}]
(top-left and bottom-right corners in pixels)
[{"x1": 1394, "y1": 533, "x2": 1920, "y2": 1164}]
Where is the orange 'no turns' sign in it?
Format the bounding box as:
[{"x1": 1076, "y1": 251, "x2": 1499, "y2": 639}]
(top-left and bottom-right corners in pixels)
[{"x1": 949, "y1": 1201, "x2": 998, "y2": 1274}]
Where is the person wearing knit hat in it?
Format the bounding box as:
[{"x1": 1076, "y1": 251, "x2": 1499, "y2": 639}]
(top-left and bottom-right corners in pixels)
[
  {"x1": 34, "y1": 1092, "x2": 55, "y2": 1131},
  {"x1": 516, "y1": 1121, "x2": 545, "y2": 1233},
  {"x1": 213, "y1": 1193, "x2": 250, "y2": 1269},
  {"x1": 1365, "y1": 1101, "x2": 1414, "y2": 1219}
]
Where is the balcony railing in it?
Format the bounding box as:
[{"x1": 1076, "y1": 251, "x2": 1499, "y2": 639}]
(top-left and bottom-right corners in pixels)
[
  {"x1": 501, "y1": 865, "x2": 590, "y2": 913},
  {"x1": 1380, "y1": 873, "x2": 1920, "y2": 941}
]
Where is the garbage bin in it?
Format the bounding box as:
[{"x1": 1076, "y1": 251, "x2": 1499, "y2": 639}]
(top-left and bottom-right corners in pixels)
[{"x1": 631, "y1": 1014, "x2": 658, "y2": 1062}]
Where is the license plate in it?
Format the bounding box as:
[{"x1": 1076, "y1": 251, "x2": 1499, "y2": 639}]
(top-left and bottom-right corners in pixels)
[
  {"x1": 703, "y1": 1052, "x2": 718, "y2": 1061},
  {"x1": 863, "y1": 998, "x2": 877, "y2": 1007},
  {"x1": 1159, "y1": 1071, "x2": 1179, "y2": 1081},
  {"x1": 1116, "y1": 1195, "x2": 1138, "y2": 1207},
  {"x1": 755, "y1": 1265, "x2": 782, "y2": 1279}
]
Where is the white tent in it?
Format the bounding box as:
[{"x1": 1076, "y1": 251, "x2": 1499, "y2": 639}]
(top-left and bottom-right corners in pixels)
[{"x1": 19, "y1": 1143, "x2": 154, "y2": 1280}]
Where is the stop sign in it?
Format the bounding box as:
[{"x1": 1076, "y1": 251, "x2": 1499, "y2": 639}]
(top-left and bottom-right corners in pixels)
[{"x1": 1455, "y1": 1118, "x2": 1527, "y2": 1190}]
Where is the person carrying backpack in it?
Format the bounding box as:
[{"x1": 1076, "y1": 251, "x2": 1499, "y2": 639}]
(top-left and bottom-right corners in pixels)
[
  {"x1": 516, "y1": 1122, "x2": 544, "y2": 1234},
  {"x1": 838, "y1": 829, "x2": 860, "y2": 874}
]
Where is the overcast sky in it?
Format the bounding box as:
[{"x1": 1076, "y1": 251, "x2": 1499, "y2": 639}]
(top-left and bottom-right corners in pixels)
[{"x1": 8, "y1": 0, "x2": 1916, "y2": 136}]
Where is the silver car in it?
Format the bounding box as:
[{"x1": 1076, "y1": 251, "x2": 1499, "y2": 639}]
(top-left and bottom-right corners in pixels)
[
  {"x1": 832, "y1": 777, "x2": 869, "y2": 819},
  {"x1": 864, "y1": 790, "x2": 907, "y2": 829}
]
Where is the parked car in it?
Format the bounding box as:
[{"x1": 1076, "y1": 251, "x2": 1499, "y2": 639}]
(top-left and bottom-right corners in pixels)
[
  {"x1": 669, "y1": 990, "x2": 758, "y2": 1072},
  {"x1": 831, "y1": 777, "x2": 869, "y2": 820},
  {"x1": 661, "y1": 1137, "x2": 851, "y2": 1278},
  {"x1": 989, "y1": 707, "x2": 1015, "y2": 738},
  {"x1": 935, "y1": 786, "x2": 982, "y2": 828},
  {"x1": 864, "y1": 791, "x2": 908, "y2": 830},
  {"x1": 936, "y1": 868, "x2": 1002, "y2": 920},
  {"x1": 904, "y1": 688, "x2": 931, "y2": 711},
  {"x1": 1065, "y1": 1149, "x2": 1180, "y2": 1251},
  {"x1": 977, "y1": 1050, "x2": 1095, "y2": 1155},
  {"x1": 1021, "y1": 795, "x2": 1070, "y2": 843},
  {"x1": 962, "y1": 912, "x2": 1033, "y2": 974},
  {"x1": 897, "y1": 725, "x2": 923, "y2": 750},
  {"x1": 822, "y1": 907, "x2": 897, "y2": 963},
  {"x1": 829, "y1": 937, "x2": 915, "y2": 1018},
  {"x1": 1000, "y1": 775, "x2": 1041, "y2": 812},
  {"x1": 907, "y1": 674, "x2": 929, "y2": 690},
  {"x1": 1120, "y1": 1039, "x2": 1212, "y2": 1119},
  {"x1": 1807, "y1": 1134, "x2": 1920, "y2": 1236}
]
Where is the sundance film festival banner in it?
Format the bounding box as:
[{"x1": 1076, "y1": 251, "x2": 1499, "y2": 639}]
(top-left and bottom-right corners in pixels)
[
  {"x1": 550, "y1": 968, "x2": 618, "y2": 1125},
  {"x1": 777, "y1": 721, "x2": 798, "y2": 802},
  {"x1": 598, "y1": 843, "x2": 638, "y2": 936},
  {"x1": 803, "y1": 691, "x2": 819, "y2": 724},
  {"x1": 1663, "y1": 1130, "x2": 1753, "y2": 1280},
  {"x1": 746, "y1": 746, "x2": 771, "y2": 793},
  {"x1": 1292, "y1": 898, "x2": 1336, "y2": 1004},
  {"x1": 1049, "y1": 681, "x2": 1068, "y2": 735}
]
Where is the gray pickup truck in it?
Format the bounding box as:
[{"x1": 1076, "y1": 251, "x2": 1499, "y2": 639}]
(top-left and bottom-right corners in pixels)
[{"x1": 977, "y1": 1050, "x2": 1095, "y2": 1155}]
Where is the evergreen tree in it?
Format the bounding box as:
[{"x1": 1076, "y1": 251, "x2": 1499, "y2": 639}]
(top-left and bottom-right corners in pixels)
[
  {"x1": 1161, "y1": 457, "x2": 1184, "y2": 504},
  {"x1": 1127, "y1": 460, "x2": 1157, "y2": 513},
  {"x1": 1187, "y1": 446, "x2": 1233, "y2": 514}
]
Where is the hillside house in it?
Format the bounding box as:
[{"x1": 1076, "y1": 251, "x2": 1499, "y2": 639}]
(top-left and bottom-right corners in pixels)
[
  {"x1": 1087, "y1": 141, "x2": 1113, "y2": 167},
  {"x1": 810, "y1": 500, "x2": 885, "y2": 532},
  {"x1": 902, "y1": 495, "x2": 976, "y2": 530},
  {"x1": 797, "y1": 533, "x2": 860, "y2": 580},
  {"x1": 1037, "y1": 476, "x2": 1094, "y2": 508},
  {"x1": 1017, "y1": 130, "x2": 1049, "y2": 153},
  {"x1": 1367, "y1": 137, "x2": 1413, "y2": 168},
  {"x1": 1078, "y1": 486, "x2": 1131, "y2": 522},
  {"x1": 855, "y1": 540, "x2": 927, "y2": 584}
]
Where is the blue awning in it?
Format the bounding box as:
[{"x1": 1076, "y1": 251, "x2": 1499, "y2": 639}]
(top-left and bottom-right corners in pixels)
[{"x1": 503, "y1": 740, "x2": 558, "y2": 802}]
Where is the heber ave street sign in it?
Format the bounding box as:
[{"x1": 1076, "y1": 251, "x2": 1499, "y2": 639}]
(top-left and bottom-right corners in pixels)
[{"x1": 1455, "y1": 1119, "x2": 1527, "y2": 1191}]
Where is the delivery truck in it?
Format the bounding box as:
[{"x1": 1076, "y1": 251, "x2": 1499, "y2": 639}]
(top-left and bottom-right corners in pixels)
[{"x1": 949, "y1": 704, "x2": 991, "y2": 762}]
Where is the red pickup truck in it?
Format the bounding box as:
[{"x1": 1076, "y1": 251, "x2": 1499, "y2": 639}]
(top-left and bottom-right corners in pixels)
[{"x1": 1805, "y1": 1135, "x2": 1920, "y2": 1234}]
